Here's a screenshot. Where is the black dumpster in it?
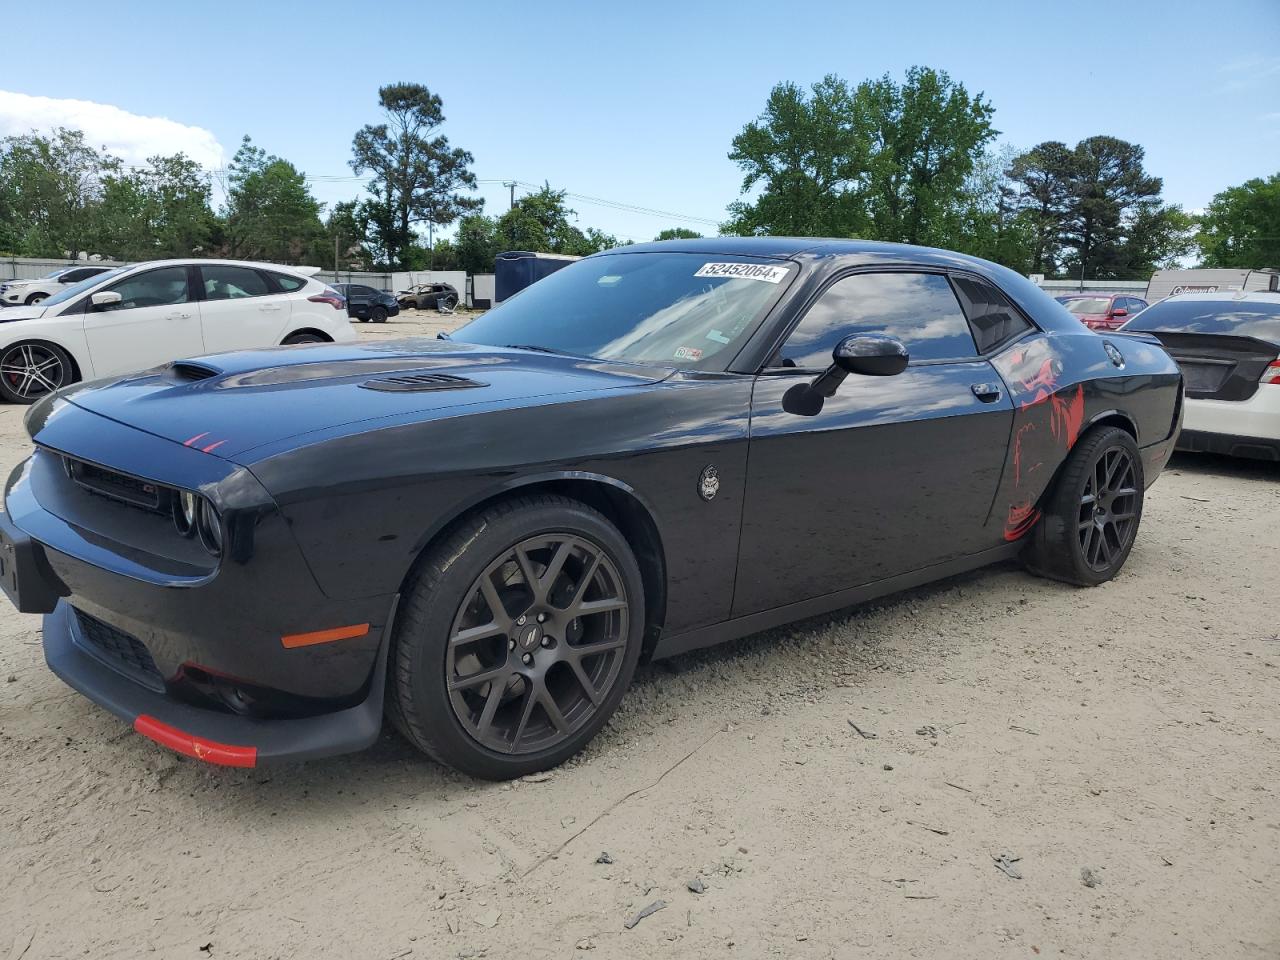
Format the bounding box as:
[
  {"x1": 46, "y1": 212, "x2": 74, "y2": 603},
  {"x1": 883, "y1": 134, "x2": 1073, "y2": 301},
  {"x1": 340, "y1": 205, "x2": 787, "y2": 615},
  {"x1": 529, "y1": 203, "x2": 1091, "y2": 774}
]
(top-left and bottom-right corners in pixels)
[{"x1": 494, "y1": 251, "x2": 580, "y2": 303}]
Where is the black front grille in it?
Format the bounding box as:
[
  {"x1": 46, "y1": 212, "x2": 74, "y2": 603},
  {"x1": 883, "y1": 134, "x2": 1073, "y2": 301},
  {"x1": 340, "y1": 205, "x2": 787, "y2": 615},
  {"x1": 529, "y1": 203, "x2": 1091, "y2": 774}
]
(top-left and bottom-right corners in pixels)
[
  {"x1": 74, "y1": 608, "x2": 165, "y2": 692},
  {"x1": 64, "y1": 456, "x2": 164, "y2": 512}
]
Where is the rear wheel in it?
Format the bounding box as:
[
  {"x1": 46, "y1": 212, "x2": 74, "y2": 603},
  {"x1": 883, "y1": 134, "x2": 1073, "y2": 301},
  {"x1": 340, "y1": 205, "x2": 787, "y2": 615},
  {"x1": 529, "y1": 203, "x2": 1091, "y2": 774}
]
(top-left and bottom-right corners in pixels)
[
  {"x1": 0, "y1": 341, "x2": 74, "y2": 404},
  {"x1": 282, "y1": 332, "x2": 327, "y2": 345},
  {"x1": 388, "y1": 495, "x2": 645, "y2": 779},
  {"x1": 1022, "y1": 425, "x2": 1144, "y2": 586},
  {"x1": 370, "y1": 306, "x2": 388, "y2": 323}
]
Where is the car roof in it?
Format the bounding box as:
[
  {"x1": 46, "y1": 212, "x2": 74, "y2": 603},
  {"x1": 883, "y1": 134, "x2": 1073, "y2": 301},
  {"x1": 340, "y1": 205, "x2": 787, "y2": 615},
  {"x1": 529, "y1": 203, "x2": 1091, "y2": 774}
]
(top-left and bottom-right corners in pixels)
[
  {"x1": 114, "y1": 258, "x2": 315, "y2": 277},
  {"x1": 1158, "y1": 290, "x2": 1280, "y2": 306}
]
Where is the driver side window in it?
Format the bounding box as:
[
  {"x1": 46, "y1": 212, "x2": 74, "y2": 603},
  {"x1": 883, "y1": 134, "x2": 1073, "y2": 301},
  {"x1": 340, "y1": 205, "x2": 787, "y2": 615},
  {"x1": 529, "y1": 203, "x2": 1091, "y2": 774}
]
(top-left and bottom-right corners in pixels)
[
  {"x1": 99, "y1": 267, "x2": 192, "y2": 311},
  {"x1": 778, "y1": 272, "x2": 977, "y2": 369}
]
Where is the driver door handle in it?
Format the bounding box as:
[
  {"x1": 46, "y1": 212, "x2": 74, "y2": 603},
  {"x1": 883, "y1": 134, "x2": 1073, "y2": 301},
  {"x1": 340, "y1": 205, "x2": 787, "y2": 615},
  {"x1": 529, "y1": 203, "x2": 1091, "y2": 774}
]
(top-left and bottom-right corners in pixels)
[{"x1": 971, "y1": 382, "x2": 1002, "y2": 402}]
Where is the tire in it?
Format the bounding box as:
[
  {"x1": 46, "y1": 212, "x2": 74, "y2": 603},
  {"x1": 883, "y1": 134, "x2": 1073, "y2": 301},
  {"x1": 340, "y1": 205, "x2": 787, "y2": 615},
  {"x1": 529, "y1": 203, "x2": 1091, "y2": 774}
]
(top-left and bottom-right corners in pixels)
[
  {"x1": 1022, "y1": 425, "x2": 1144, "y2": 586},
  {"x1": 438, "y1": 294, "x2": 458, "y2": 312},
  {"x1": 388, "y1": 494, "x2": 646, "y2": 779},
  {"x1": 370, "y1": 306, "x2": 388, "y2": 323},
  {"x1": 24, "y1": 293, "x2": 46, "y2": 306},
  {"x1": 0, "y1": 341, "x2": 75, "y2": 404},
  {"x1": 282, "y1": 332, "x2": 327, "y2": 345}
]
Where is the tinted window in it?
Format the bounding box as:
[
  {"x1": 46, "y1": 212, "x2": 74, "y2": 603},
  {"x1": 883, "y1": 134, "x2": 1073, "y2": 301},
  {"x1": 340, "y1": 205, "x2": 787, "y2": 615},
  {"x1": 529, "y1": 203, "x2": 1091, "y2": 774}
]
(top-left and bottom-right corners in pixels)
[
  {"x1": 1125, "y1": 298, "x2": 1280, "y2": 341},
  {"x1": 202, "y1": 265, "x2": 271, "y2": 300},
  {"x1": 780, "y1": 272, "x2": 976, "y2": 368},
  {"x1": 100, "y1": 266, "x2": 191, "y2": 311},
  {"x1": 270, "y1": 272, "x2": 307, "y2": 292},
  {"x1": 950, "y1": 276, "x2": 1034, "y2": 353},
  {"x1": 457, "y1": 253, "x2": 794, "y2": 369},
  {"x1": 354, "y1": 285, "x2": 378, "y2": 296}
]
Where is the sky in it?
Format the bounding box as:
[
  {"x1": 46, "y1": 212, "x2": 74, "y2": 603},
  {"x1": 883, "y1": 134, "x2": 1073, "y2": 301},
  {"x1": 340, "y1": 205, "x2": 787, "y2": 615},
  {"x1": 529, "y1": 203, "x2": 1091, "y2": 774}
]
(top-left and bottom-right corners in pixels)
[{"x1": 2, "y1": 0, "x2": 1278, "y2": 245}]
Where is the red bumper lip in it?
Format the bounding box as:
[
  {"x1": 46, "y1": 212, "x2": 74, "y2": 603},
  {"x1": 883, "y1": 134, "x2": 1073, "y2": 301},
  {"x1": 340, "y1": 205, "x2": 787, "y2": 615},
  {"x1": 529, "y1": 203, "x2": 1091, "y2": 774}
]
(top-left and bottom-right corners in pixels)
[{"x1": 134, "y1": 714, "x2": 257, "y2": 767}]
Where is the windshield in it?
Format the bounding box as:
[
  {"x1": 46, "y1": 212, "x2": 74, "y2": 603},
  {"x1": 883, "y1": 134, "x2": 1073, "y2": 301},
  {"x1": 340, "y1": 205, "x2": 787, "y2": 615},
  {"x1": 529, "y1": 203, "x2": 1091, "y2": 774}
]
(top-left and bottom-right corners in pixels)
[
  {"x1": 454, "y1": 253, "x2": 795, "y2": 368},
  {"x1": 41, "y1": 267, "x2": 127, "y2": 308},
  {"x1": 1124, "y1": 298, "x2": 1280, "y2": 341},
  {"x1": 1061, "y1": 297, "x2": 1111, "y2": 315}
]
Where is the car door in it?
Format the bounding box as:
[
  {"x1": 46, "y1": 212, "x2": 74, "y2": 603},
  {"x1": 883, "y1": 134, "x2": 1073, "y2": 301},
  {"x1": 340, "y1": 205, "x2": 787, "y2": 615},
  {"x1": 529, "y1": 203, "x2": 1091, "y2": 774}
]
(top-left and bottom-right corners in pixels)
[
  {"x1": 196, "y1": 264, "x2": 293, "y2": 354},
  {"x1": 348, "y1": 285, "x2": 377, "y2": 318},
  {"x1": 83, "y1": 265, "x2": 204, "y2": 377},
  {"x1": 732, "y1": 270, "x2": 1017, "y2": 618}
]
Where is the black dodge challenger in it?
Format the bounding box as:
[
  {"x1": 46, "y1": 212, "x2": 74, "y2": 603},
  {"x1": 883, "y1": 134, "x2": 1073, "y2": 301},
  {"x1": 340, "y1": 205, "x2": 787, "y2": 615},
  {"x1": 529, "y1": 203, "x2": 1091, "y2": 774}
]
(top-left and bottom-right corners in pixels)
[{"x1": 0, "y1": 239, "x2": 1183, "y2": 779}]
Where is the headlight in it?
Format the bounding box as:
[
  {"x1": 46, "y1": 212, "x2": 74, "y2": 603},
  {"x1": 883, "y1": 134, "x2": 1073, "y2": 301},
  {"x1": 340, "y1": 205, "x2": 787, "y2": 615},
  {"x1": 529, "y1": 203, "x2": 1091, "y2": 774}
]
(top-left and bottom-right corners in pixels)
[
  {"x1": 174, "y1": 490, "x2": 198, "y2": 536},
  {"x1": 197, "y1": 498, "x2": 223, "y2": 555}
]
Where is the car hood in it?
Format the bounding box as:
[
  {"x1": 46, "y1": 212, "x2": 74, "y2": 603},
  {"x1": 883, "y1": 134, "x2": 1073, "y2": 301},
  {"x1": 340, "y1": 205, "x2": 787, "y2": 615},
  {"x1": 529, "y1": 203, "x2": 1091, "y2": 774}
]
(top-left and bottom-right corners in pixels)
[
  {"x1": 59, "y1": 338, "x2": 674, "y2": 459},
  {"x1": 0, "y1": 305, "x2": 49, "y2": 322}
]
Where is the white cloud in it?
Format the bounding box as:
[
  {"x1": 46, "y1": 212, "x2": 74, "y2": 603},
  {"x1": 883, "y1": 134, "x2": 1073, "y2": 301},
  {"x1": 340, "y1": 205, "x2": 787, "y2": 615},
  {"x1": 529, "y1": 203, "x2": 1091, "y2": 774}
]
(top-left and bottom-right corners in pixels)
[{"x1": 0, "y1": 90, "x2": 225, "y2": 169}]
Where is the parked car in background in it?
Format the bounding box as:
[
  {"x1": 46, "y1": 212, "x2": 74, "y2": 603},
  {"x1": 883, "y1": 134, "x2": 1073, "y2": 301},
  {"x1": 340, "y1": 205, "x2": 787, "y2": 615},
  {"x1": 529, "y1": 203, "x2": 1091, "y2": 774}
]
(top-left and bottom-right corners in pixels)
[
  {"x1": 0, "y1": 259, "x2": 354, "y2": 404},
  {"x1": 1122, "y1": 291, "x2": 1280, "y2": 461},
  {"x1": 396, "y1": 282, "x2": 459, "y2": 311},
  {"x1": 333, "y1": 283, "x2": 399, "y2": 323},
  {"x1": 1, "y1": 265, "x2": 116, "y2": 307},
  {"x1": 0, "y1": 238, "x2": 1182, "y2": 778},
  {"x1": 1056, "y1": 294, "x2": 1148, "y2": 331}
]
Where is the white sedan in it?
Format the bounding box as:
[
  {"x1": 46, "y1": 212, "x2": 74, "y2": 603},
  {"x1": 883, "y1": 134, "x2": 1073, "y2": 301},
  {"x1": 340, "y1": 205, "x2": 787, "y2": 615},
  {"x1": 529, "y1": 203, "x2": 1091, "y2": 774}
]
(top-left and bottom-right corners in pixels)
[
  {"x1": 0, "y1": 265, "x2": 117, "y2": 306},
  {"x1": 0, "y1": 259, "x2": 356, "y2": 403}
]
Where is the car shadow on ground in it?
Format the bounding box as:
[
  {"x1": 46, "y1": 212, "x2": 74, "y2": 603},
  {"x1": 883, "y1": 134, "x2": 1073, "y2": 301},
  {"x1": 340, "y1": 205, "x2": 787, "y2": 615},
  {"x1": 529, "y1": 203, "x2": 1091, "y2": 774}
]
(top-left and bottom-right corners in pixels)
[{"x1": 1164, "y1": 450, "x2": 1279, "y2": 481}]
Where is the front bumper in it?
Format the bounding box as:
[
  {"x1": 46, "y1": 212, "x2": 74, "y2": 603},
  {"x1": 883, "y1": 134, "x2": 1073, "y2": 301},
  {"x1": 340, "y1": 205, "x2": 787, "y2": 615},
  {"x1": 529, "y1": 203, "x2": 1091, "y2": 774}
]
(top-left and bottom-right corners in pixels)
[
  {"x1": 42, "y1": 600, "x2": 392, "y2": 765},
  {"x1": 2, "y1": 406, "x2": 401, "y2": 765}
]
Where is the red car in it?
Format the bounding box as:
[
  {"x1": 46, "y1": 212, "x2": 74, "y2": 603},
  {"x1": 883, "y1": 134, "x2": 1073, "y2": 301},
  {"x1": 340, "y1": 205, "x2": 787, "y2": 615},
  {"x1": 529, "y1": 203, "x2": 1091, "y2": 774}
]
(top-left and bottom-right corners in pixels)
[{"x1": 1056, "y1": 294, "x2": 1148, "y2": 331}]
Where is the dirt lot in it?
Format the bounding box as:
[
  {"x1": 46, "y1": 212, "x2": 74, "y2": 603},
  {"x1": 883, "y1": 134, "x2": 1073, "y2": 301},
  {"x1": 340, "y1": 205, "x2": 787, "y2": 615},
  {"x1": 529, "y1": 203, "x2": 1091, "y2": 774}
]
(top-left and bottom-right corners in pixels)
[{"x1": 2, "y1": 311, "x2": 1278, "y2": 960}]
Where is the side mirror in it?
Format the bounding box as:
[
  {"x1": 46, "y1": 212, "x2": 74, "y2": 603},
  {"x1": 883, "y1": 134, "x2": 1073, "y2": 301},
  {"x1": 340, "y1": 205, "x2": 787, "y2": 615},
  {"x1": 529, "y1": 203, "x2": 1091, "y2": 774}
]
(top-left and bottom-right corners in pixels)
[
  {"x1": 1110, "y1": 308, "x2": 1127, "y2": 318},
  {"x1": 811, "y1": 334, "x2": 909, "y2": 398},
  {"x1": 90, "y1": 291, "x2": 122, "y2": 309}
]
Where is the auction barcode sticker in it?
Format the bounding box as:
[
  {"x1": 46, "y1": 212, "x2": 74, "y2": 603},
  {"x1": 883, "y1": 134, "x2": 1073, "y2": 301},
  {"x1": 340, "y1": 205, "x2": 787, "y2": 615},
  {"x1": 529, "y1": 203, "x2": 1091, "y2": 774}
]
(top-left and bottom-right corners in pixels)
[{"x1": 694, "y1": 262, "x2": 788, "y2": 284}]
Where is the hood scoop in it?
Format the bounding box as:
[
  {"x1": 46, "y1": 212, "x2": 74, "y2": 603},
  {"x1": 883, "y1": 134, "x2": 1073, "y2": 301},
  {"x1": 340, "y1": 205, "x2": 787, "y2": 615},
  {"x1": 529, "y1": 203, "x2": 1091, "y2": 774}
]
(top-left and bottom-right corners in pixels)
[
  {"x1": 360, "y1": 372, "x2": 487, "y2": 393},
  {"x1": 166, "y1": 361, "x2": 220, "y2": 383}
]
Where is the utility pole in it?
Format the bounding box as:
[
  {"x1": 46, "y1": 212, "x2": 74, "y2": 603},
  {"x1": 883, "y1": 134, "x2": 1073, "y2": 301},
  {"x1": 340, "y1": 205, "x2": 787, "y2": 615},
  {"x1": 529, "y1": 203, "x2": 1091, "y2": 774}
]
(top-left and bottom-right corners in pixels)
[
  {"x1": 504, "y1": 181, "x2": 517, "y2": 211},
  {"x1": 333, "y1": 235, "x2": 339, "y2": 282}
]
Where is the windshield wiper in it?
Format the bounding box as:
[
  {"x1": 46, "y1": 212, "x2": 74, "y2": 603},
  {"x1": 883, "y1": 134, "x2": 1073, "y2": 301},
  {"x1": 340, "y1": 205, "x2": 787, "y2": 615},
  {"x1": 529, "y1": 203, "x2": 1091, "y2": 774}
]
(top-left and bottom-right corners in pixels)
[{"x1": 503, "y1": 343, "x2": 565, "y2": 355}]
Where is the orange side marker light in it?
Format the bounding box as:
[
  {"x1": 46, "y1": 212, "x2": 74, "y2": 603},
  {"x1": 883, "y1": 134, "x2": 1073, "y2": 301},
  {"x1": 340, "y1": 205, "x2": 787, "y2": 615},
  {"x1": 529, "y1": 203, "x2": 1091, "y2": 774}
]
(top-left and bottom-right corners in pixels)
[{"x1": 280, "y1": 623, "x2": 370, "y2": 649}]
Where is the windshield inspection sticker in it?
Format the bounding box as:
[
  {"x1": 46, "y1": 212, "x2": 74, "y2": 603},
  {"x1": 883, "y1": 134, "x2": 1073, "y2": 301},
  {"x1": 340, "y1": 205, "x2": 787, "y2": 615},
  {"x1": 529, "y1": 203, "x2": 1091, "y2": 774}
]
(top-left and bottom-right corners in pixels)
[
  {"x1": 674, "y1": 346, "x2": 704, "y2": 361},
  {"x1": 694, "y1": 262, "x2": 788, "y2": 284}
]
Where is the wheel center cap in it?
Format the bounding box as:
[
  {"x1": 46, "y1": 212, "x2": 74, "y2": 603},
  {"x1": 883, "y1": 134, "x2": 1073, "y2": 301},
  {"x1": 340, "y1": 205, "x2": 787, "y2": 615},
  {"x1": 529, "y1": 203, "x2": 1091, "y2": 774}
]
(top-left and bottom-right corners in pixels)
[{"x1": 517, "y1": 622, "x2": 543, "y2": 651}]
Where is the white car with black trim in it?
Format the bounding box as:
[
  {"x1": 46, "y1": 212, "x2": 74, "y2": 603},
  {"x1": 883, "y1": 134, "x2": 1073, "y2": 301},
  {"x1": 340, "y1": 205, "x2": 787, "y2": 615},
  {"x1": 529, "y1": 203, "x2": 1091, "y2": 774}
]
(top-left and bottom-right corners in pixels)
[
  {"x1": 1122, "y1": 291, "x2": 1280, "y2": 461},
  {"x1": 0, "y1": 259, "x2": 355, "y2": 404},
  {"x1": 0, "y1": 265, "x2": 117, "y2": 307}
]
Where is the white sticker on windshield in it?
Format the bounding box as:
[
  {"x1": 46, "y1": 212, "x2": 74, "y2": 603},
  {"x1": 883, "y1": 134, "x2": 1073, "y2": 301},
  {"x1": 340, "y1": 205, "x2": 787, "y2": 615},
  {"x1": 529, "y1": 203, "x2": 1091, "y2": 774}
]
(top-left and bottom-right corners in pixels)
[{"x1": 694, "y1": 262, "x2": 788, "y2": 284}]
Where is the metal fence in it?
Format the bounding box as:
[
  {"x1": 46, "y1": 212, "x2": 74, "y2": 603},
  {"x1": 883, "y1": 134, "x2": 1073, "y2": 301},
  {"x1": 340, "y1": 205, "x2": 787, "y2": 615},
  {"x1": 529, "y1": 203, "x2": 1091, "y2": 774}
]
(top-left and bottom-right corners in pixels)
[
  {"x1": 1, "y1": 256, "x2": 128, "y2": 281},
  {"x1": 1037, "y1": 279, "x2": 1150, "y2": 297}
]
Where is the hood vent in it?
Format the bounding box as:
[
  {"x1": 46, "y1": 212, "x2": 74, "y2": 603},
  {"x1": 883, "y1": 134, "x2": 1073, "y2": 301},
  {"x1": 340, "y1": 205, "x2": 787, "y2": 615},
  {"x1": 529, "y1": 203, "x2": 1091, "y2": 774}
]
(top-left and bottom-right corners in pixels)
[
  {"x1": 167, "y1": 361, "x2": 220, "y2": 383},
  {"x1": 360, "y1": 372, "x2": 487, "y2": 393}
]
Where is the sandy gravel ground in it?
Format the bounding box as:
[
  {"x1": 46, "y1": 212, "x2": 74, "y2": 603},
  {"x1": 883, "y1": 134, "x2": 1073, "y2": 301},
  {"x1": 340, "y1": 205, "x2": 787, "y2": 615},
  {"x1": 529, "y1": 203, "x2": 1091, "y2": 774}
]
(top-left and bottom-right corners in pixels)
[{"x1": 1, "y1": 312, "x2": 1277, "y2": 959}]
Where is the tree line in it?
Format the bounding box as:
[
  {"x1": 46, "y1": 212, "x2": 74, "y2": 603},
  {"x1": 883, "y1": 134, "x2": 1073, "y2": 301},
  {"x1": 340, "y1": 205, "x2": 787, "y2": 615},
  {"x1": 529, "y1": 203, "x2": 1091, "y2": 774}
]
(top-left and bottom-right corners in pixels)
[{"x1": 0, "y1": 74, "x2": 1275, "y2": 279}]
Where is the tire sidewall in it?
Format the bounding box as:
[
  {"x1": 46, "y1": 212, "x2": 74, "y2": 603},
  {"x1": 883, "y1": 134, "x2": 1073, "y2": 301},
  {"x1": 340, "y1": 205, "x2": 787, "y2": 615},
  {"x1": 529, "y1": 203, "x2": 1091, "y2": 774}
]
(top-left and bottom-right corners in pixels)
[
  {"x1": 1057, "y1": 428, "x2": 1145, "y2": 585},
  {"x1": 395, "y1": 501, "x2": 646, "y2": 779},
  {"x1": 0, "y1": 341, "x2": 72, "y2": 405}
]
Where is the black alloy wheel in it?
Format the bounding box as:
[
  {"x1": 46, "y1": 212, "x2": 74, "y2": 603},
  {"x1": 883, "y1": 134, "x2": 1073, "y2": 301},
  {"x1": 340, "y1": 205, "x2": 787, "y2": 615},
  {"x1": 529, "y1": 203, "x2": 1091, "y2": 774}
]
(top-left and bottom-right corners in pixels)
[
  {"x1": 371, "y1": 305, "x2": 388, "y2": 323},
  {"x1": 1022, "y1": 424, "x2": 1145, "y2": 586},
  {"x1": 0, "y1": 342, "x2": 72, "y2": 404},
  {"x1": 446, "y1": 533, "x2": 629, "y2": 755},
  {"x1": 1078, "y1": 446, "x2": 1139, "y2": 573},
  {"x1": 387, "y1": 495, "x2": 645, "y2": 779}
]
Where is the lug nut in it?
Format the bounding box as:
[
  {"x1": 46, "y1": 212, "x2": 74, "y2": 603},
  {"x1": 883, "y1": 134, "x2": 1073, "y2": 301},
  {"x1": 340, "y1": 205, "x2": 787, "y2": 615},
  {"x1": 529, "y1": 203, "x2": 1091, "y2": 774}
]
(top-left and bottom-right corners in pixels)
[
  {"x1": 517, "y1": 615, "x2": 527, "y2": 625},
  {"x1": 522, "y1": 653, "x2": 534, "y2": 665},
  {"x1": 508, "y1": 639, "x2": 517, "y2": 650},
  {"x1": 537, "y1": 612, "x2": 547, "y2": 623},
  {"x1": 541, "y1": 636, "x2": 552, "y2": 648}
]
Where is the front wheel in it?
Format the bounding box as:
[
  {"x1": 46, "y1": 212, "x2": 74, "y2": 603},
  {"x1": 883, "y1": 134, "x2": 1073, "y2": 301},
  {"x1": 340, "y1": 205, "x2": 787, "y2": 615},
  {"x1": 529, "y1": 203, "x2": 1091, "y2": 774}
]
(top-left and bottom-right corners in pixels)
[
  {"x1": 388, "y1": 495, "x2": 645, "y2": 779},
  {"x1": 370, "y1": 306, "x2": 388, "y2": 323},
  {"x1": 1022, "y1": 425, "x2": 1144, "y2": 586},
  {"x1": 24, "y1": 293, "x2": 46, "y2": 306},
  {"x1": 0, "y1": 341, "x2": 75, "y2": 404}
]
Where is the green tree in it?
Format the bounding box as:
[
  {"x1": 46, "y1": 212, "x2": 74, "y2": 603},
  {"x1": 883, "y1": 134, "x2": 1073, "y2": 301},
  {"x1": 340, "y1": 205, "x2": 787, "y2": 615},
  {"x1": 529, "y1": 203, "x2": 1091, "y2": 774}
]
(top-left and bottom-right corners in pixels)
[
  {"x1": 724, "y1": 68, "x2": 995, "y2": 247},
  {"x1": 454, "y1": 213, "x2": 500, "y2": 275},
  {"x1": 222, "y1": 136, "x2": 324, "y2": 263},
  {"x1": 317, "y1": 199, "x2": 375, "y2": 270},
  {"x1": 724, "y1": 75, "x2": 868, "y2": 237},
  {"x1": 494, "y1": 185, "x2": 619, "y2": 256},
  {"x1": 1006, "y1": 141, "x2": 1077, "y2": 274},
  {"x1": 859, "y1": 66, "x2": 997, "y2": 246},
  {"x1": 0, "y1": 128, "x2": 114, "y2": 257},
  {"x1": 350, "y1": 83, "x2": 481, "y2": 268},
  {"x1": 1116, "y1": 203, "x2": 1197, "y2": 277},
  {"x1": 98, "y1": 153, "x2": 215, "y2": 260},
  {"x1": 654, "y1": 227, "x2": 703, "y2": 240},
  {"x1": 1196, "y1": 173, "x2": 1280, "y2": 268}
]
